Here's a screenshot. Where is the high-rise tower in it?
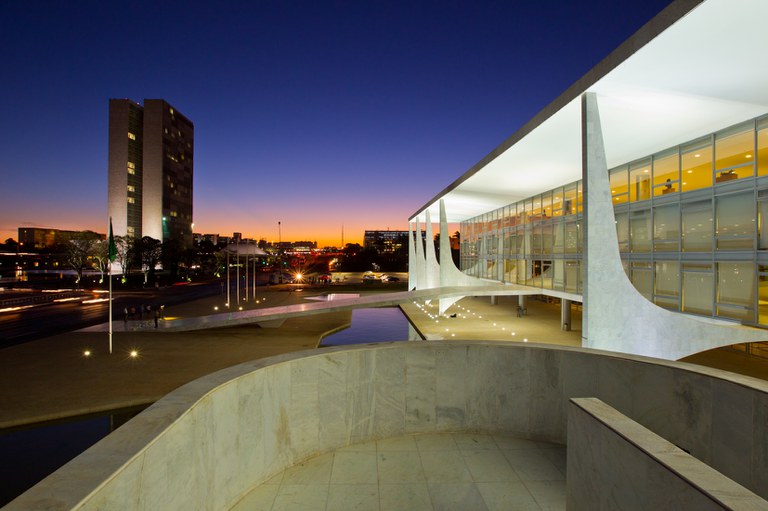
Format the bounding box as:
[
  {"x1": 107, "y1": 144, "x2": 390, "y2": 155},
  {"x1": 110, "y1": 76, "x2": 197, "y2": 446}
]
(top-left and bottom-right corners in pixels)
[{"x1": 107, "y1": 99, "x2": 194, "y2": 246}]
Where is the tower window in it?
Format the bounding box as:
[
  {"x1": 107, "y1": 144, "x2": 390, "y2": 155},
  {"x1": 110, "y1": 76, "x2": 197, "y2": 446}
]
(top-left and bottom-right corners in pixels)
[{"x1": 128, "y1": 132, "x2": 136, "y2": 140}]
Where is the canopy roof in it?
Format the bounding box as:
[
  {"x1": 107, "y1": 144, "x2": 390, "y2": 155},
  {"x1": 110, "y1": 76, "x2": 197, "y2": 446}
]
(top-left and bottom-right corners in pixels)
[{"x1": 410, "y1": 0, "x2": 768, "y2": 222}]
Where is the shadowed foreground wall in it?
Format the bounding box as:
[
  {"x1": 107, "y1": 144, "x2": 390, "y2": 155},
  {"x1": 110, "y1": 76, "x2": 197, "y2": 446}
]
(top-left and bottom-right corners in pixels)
[{"x1": 6, "y1": 342, "x2": 768, "y2": 510}]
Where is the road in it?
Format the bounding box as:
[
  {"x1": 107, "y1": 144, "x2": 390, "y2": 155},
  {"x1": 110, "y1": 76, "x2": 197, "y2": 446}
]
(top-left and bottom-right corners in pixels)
[{"x1": 0, "y1": 282, "x2": 222, "y2": 347}]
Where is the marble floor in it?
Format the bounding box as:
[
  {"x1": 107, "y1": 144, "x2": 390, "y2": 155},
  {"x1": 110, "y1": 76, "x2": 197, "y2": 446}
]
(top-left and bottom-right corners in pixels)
[{"x1": 230, "y1": 432, "x2": 566, "y2": 511}]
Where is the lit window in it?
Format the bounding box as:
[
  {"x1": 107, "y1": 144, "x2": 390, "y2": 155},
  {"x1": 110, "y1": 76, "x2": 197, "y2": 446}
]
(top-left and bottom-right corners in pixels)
[
  {"x1": 128, "y1": 132, "x2": 136, "y2": 140},
  {"x1": 127, "y1": 161, "x2": 135, "y2": 169},
  {"x1": 170, "y1": 108, "x2": 174, "y2": 115},
  {"x1": 127, "y1": 167, "x2": 135, "y2": 175},
  {"x1": 127, "y1": 185, "x2": 135, "y2": 193},
  {"x1": 127, "y1": 197, "x2": 135, "y2": 204}
]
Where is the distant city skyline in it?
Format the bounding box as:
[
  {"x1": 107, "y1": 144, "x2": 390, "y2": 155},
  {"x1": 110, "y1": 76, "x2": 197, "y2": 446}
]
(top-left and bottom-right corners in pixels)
[{"x1": 0, "y1": 1, "x2": 672, "y2": 247}]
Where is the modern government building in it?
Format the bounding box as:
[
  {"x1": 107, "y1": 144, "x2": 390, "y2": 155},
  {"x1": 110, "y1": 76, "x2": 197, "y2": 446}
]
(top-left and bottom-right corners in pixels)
[
  {"x1": 10, "y1": 1, "x2": 768, "y2": 510},
  {"x1": 107, "y1": 99, "x2": 194, "y2": 246},
  {"x1": 408, "y1": 0, "x2": 768, "y2": 361}
]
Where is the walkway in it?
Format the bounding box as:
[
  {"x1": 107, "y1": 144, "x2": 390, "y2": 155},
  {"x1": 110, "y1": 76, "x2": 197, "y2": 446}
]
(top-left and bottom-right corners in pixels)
[
  {"x1": 232, "y1": 432, "x2": 566, "y2": 511},
  {"x1": 79, "y1": 283, "x2": 578, "y2": 333}
]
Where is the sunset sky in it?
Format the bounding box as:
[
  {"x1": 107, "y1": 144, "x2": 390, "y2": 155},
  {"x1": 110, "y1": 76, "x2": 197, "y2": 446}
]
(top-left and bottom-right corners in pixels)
[{"x1": 0, "y1": 1, "x2": 672, "y2": 247}]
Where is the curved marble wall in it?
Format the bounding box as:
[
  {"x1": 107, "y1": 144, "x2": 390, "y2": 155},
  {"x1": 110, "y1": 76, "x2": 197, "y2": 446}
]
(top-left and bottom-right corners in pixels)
[{"x1": 6, "y1": 342, "x2": 768, "y2": 509}]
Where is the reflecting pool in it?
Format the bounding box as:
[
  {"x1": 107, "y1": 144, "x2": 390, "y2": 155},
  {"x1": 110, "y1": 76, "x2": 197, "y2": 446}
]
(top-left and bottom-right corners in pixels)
[{"x1": 319, "y1": 307, "x2": 422, "y2": 346}]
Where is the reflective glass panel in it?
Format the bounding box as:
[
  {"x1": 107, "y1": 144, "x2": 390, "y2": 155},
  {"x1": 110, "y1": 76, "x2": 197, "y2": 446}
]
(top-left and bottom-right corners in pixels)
[
  {"x1": 532, "y1": 224, "x2": 542, "y2": 255},
  {"x1": 615, "y1": 211, "x2": 629, "y2": 253},
  {"x1": 654, "y1": 204, "x2": 679, "y2": 252},
  {"x1": 553, "y1": 260, "x2": 564, "y2": 290},
  {"x1": 715, "y1": 122, "x2": 754, "y2": 180},
  {"x1": 564, "y1": 184, "x2": 577, "y2": 216},
  {"x1": 517, "y1": 259, "x2": 527, "y2": 284},
  {"x1": 532, "y1": 197, "x2": 542, "y2": 219},
  {"x1": 505, "y1": 259, "x2": 517, "y2": 283},
  {"x1": 682, "y1": 200, "x2": 713, "y2": 252},
  {"x1": 541, "y1": 191, "x2": 552, "y2": 219},
  {"x1": 631, "y1": 262, "x2": 652, "y2": 300},
  {"x1": 653, "y1": 150, "x2": 679, "y2": 196},
  {"x1": 610, "y1": 166, "x2": 629, "y2": 205},
  {"x1": 630, "y1": 209, "x2": 651, "y2": 253},
  {"x1": 682, "y1": 263, "x2": 714, "y2": 315},
  {"x1": 759, "y1": 197, "x2": 768, "y2": 250},
  {"x1": 758, "y1": 118, "x2": 768, "y2": 176},
  {"x1": 504, "y1": 232, "x2": 514, "y2": 256},
  {"x1": 542, "y1": 260, "x2": 554, "y2": 289},
  {"x1": 681, "y1": 138, "x2": 713, "y2": 192},
  {"x1": 629, "y1": 159, "x2": 652, "y2": 202},
  {"x1": 577, "y1": 182, "x2": 583, "y2": 213},
  {"x1": 716, "y1": 191, "x2": 754, "y2": 250},
  {"x1": 717, "y1": 262, "x2": 755, "y2": 321},
  {"x1": 565, "y1": 261, "x2": 579, "y2": 293},
  {"x1": 655, "y1": 260, "x2": 680, "y2": 297},
  {"x1": 759, "y1": 267, "x2": 768, "y2": 325},
  {"x1": 552, "y1": 188, "x2": 563, "y2": 217},
  {"x1": 565, "y1": 221, "x2": 578, "y2": 254},
  {"x1": 553, "y1": 222, "x2": 565, "y2": 254},
  {"x1": 541, "y1": 224, "x2": 554, "y2": 254},
  {"x1": 510, "y1": 203, "x2": 521, "y2": 226}
]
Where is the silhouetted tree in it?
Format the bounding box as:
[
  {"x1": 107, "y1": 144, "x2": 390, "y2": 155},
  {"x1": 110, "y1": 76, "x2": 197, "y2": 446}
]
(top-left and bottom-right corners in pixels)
[
  {"x1": 113, "y1": 235, "x2": 131, "y2": 277},
  {"x1": 161, "y1": 238, "x2": 183, "y2": 280},
  {"x1": 92, "y1": 240, "x2": 110, "y2": 283},
  {"x1": 63, "y1": 237, "x2": 97, "y2": 286},
  {"x1": 132, "y1": 236, "x2": 162, "y2": 284}
]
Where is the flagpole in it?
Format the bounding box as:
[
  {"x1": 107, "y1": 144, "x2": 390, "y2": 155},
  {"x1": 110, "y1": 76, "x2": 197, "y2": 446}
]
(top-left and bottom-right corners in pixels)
[{"x1": 109, "y1": 249, "x2": 113, "y2": 354}]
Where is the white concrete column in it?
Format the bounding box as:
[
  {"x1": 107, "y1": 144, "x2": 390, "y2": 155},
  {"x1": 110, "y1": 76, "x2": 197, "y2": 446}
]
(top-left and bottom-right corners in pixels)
[
  {"x1": 408, "y1": 222, "x2": 416, "y2": 291},
  {"x1": 581, "y1": 91, "x2": 768, "y2": 359},
  {"x1": 413, "y1": 218, "x2": 427, "y2": 290},
  {"x1": 424, "y1": 210, "x2": 440, "y2": 289},
  {"x1": 437, "y1": 200, "x2": 488, "y2": 314}
]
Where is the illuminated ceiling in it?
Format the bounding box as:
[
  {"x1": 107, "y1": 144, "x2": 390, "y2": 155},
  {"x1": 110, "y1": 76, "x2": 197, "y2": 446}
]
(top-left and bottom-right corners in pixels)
[{"x1": 411, "y1": 0, "x2": 768, "y2": 223}]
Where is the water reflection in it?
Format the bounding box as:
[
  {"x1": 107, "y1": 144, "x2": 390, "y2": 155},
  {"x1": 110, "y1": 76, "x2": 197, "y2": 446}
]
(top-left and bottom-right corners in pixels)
[
  {"x1": 319, "y1": 307, "x2": 420, "y2": 346},
  {"x1": 0, "y1": 407, "x2": 143, "y2": 506}
]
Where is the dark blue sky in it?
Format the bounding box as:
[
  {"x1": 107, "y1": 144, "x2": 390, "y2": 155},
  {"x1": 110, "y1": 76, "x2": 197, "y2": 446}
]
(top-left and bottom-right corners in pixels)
[{"x1": 0, "y1": 0, "x2": 672, "y2": 245}]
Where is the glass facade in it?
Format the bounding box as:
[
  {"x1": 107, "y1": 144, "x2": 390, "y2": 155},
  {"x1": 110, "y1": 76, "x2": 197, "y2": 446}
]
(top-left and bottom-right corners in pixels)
[{"x1": 460, "y1": 114, "x2": 768, "y2": 328}]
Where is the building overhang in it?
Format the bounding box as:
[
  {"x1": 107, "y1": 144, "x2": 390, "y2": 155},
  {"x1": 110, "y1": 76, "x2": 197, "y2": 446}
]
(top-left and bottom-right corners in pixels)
[{"x1": 410, "y1": 0, "x2": 768, "y2": 223}]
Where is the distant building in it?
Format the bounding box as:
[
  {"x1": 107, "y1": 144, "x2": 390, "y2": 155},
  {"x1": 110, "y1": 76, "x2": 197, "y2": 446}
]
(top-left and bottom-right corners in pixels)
[
  {"x1": 108, "y1": 99, "x2": 194, "y2": 246},
  {"x1": 195, "y1": 233, "x2": 219, "y2": 246},
  {"x1": 364, "y1": 230, "x2": 409, "y2": 254},
  {"x1": 17, "y1": 227, "x2": 104, "y2": 251}
]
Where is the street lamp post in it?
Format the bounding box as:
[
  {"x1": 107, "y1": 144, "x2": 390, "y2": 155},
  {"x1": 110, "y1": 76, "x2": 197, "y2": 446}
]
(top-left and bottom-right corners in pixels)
[
  {"x1": 244, "y1": 239, "x2": 248, "y2": 302},
  {"x1": 278, "y1": 221, "x2": 282, "y2": 284},
  {"x1": 226, "y1": 245, "x2": 230, "y2": 307},
  {"x1": 236, "y1": 237, "x2": 240, "y2": 306}
]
